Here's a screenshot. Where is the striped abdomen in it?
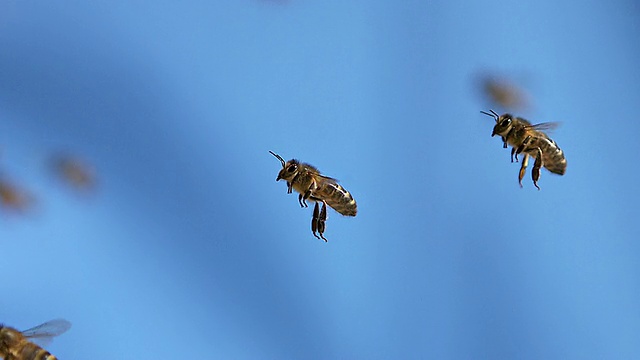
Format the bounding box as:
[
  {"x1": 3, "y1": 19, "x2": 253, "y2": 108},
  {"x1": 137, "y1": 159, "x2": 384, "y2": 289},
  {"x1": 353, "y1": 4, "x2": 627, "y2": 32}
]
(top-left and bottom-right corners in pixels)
[
  {"x1": 0, "y1": 327, "x2": 56, "y2": 360},
  {"x1": 16, "y1": 342, "x2": 57, "y2": 360},
  {"x1": 535, "y1": 137, "x2": 567, "y2": 175},
  {"x1": 315, "y1": 182, "x2": 357, "y2": 216}
]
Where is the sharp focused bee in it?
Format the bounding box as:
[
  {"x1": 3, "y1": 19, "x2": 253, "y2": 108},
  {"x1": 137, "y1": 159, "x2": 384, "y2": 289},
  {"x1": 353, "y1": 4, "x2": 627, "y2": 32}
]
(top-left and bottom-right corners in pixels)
[
  {"x1": 269, "y1": 151, "x2": 357, "y2": 242},
  {"x1": 0, "y1": 319, "x2": 71, "y2": 360},
  {"x1": 482, "y1": 110, "x2": 567, "y2": 190}
]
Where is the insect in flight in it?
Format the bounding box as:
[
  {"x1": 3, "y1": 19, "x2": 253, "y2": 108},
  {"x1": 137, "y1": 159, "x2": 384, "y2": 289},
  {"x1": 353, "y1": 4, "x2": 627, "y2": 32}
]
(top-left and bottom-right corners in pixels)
[
  {"x1": 49, "y1": 153, "x2": 97, "y2": 193},
  {"x1": 479, "y1": 75, "x2": 529, "y2": 111},
  {"x1": 269, "y1": 151, "x2": 357, "y2": 242},
  {"x1": 481, "y1": 110, "x2": 567, "y2": 190},
  {"x1": 0, "y1": 178, "x2": 35, "y2": 213},
  {"x1": 0, "y1": 319, "x2": 71, "y2": 360}
]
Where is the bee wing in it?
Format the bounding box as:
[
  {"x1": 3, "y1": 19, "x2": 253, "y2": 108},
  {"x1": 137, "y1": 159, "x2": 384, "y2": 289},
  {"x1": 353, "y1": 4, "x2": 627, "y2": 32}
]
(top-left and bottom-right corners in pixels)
[
  {"x1": 317, "y1": 174, "x2": 339, "y2": 183},
  {"x1": 526, "y1": 122, "x2": 561, "y2": 132},
  {"x1": 22, "y1": 319, "x2": 71, "y2": 346}
]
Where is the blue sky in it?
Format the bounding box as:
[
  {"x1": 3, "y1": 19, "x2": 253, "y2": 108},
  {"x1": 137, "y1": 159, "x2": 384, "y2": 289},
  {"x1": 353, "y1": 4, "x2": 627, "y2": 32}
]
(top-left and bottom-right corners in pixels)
[{"x1": 1, "y1": 1, "x2": 640, "y2": 359}]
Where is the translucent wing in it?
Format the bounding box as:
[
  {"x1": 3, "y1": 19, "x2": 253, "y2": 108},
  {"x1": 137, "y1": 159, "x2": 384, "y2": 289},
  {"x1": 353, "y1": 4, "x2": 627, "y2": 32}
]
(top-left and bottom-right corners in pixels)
[
  {"x1": 22, "y1": 319, "x2": 71, "y2": 347},
  {"x1": 526, "y1": 122, "x2": 561, "y2": 132},
  {"x1": 317, "y1": 174, "x2": 339, "y2": 183}
]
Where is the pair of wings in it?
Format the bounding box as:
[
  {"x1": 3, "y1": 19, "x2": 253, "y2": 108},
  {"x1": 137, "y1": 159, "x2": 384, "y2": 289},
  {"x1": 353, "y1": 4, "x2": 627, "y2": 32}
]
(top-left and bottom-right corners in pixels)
[
  {"x1": 20, "y1": 319, "x2": 71, "y2": 346},
  {"x1": 525, "y1": 122, "x2": 560, "y2": 132},
  {"x1": 315, "y1": 173, "x2": 339, "y2": 183},
  {"x1": 481, "y1": 110, "x2": 561, "y2": 133}
]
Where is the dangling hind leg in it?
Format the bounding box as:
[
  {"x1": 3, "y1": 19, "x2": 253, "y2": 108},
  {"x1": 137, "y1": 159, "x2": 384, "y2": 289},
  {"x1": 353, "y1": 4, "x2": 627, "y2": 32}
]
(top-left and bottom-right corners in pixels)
[
  {"x1": 311, "y1": 201, "x2": 328, "y2": 242},
  {"x1": 518, "y1": 154, "x2": 529, "y2": 188},
  {"x1": 531, "y1": 148, "x2": 544, "y2": 190},
  {"x1": 319, "y1": 202, "x2": 327, "y2": 241}
]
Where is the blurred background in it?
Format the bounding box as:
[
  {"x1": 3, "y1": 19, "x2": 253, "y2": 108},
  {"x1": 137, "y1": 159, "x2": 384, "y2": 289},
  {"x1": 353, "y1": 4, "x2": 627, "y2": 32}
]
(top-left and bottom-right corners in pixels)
[{"x1": 1, "y1": 1, "x2": 639, "y2": 359}]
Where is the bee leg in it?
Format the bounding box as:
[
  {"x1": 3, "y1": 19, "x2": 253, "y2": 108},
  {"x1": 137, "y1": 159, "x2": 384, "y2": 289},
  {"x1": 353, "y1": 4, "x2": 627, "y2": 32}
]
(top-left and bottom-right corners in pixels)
[
  {"x1": 311, "y1": 201, "x2": 326, "y2": 241},
  {"x1": 531, "y1": 148, "x2": 544, "y2": 190},
  {"x1": 301, "y1": 181, "x2": 317, "y2": 208},
  {"x1": 510, "y1": 147, "x2": 519, "y2": 163},
  {"x1": 515, "y1": 135, "x2": 531, "y2": 157},
  {"x1": 300, "y1": 190, "x2": 314, "y2": 208},
  {"x1": 317, "y1": 201, "x2": 328, "y2": 242},
  {"x1": 311, "y1": 202, "x2": 319, "y2": 238},
  {"x1": 518, "y1": 154, "x2": 529, "y2": 188},
  {"x1": 501, "y1": 136, "x2": 508, "y2": 149},
  {"x1": 287, "y1": 182, "x2": 293, "y2": 194}
]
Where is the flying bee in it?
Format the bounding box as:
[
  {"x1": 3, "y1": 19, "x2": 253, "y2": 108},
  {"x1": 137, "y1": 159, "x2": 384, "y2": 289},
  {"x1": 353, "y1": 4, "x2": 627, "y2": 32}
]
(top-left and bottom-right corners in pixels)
[
  {"x1": 49, "y1": 153, "x2": 97, "y2": 192},
  {"x1": 269, "y1": 151, "x2": 357, "y2": 242},
  {"x1": 0, "y1": 177, "x2": 35, "y2": 213},
  {"x1": 0, "y1": 319, "x2": 71, "y2": 360},
  {"x1": 482, "y1": 110, "x2": 567, "y2": 190},
  {"x1": 479, "y1": 76, "x2": 530, "y2": 111}
]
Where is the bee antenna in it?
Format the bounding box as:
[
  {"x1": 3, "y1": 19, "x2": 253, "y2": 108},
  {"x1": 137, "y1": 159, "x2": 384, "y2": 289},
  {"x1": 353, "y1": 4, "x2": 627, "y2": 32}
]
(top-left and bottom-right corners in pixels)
[
  {"x1": 480, "y1": 110, "x2": 500, "y2": 122},
  {"x1": 269, "y1": 151, "x2": 286, "y2": 167}
]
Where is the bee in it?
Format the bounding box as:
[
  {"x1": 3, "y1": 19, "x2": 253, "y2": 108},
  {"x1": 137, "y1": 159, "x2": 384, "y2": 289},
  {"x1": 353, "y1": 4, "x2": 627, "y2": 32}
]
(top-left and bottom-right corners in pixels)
[
  {"x1": 0, "y1": 319, "x2": 71, "y2": 360},
  {"x1": 482, "y1": 110, "x2": 567, "y2": 190},
  {"x1": 269, "y1": 151, "x2": 357, "y2": 242},
  {"x1": 49, "y1": 154, "x2": 97, "y2": 192},
  {"x1": 479, "y1": 76, "x2": 529, "y2": 111},
  {"x1": 0, "y1": 178, "x2": 35, "y2": 213}
]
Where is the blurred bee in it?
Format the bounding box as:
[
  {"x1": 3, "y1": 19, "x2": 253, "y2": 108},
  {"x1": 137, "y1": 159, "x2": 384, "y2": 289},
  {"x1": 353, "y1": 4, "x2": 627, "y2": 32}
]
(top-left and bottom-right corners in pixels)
[
  {"x1": 482, "y1": 110, "x2": 567, "y2": 190},
  {"x1": 49, "y1": 154, "x2": 97, "y2": 192},
  {"x1": 0, "y1": 178, "x2": 35, "y2": 212},
  {"x1": 479, "y1": 75, "x2": 529, "y2": 111},
  {"x1": 269, "y1": 151, "x2": 357, "y2": 242},
  {"x1": 0, "y1": 319, "x2": 71, "y2": 360}
]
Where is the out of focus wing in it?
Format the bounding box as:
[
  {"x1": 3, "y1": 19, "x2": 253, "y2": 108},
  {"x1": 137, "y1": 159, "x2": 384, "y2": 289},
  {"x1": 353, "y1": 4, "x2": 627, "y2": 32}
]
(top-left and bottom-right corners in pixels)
[{"x1": 22, "y1": 319, "x2": 71, "y2": 347}]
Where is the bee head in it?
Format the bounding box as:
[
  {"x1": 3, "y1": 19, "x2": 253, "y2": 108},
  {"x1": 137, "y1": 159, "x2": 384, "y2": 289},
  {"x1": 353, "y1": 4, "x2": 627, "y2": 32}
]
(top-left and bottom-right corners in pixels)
[
  {"x1": 278, "y1": 160, "x2": 301, "y2": 182},
  {"x1": 269, "y1": 151, "x2": 299, "y2": 181},
  {"x1": 482, "y1": 110, "x2": 513, "y2": 137}
]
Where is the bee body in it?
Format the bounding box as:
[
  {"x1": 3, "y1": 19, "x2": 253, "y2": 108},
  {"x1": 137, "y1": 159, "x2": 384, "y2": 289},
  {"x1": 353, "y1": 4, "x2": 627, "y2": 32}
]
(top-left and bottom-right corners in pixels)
[
  {"x1": 483, "y1": 110, "x2": 567, "y2": 189},
  {"x1": 314, "y1": 182, "x2": 357, "y2": 217},
  {"x1": 521, "y1": 134, "x2": 566, "y2": 175},
  {"x1": 286, "y1": 161, "x2": 319, "y2": 195},
  {"x1": 270, "y1": 151, "x2": 357, "y2": 241},
  {"x1": 0, "y1": 320, "x2": 70, "y2": 360}
]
